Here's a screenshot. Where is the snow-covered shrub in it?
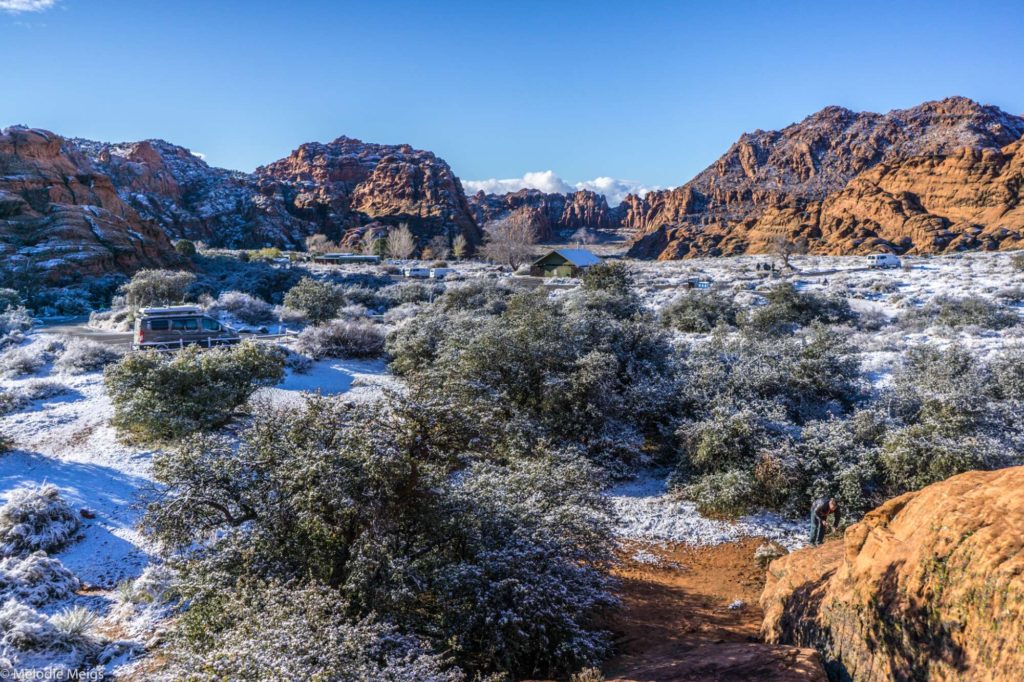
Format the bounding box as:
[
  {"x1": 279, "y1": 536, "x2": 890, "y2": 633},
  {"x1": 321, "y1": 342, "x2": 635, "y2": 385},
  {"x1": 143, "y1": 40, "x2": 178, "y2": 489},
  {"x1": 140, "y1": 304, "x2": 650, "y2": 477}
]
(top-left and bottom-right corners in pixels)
[
  {"x1": 0, "y1": 599, "x2": 60, "y2": 650},
  {"x1": 104, "y1": 341, "x2": 286, "y2": 443},
  {"x1": 282, "y1": 277, "x2": 343, "y2": 324},
  {"x1": 120, "y1": 269, "x2": 196, "y2": 309},
  {"x1": 207, "y1": 291, "x2": 276, "y2": 325},
  {"x1": 900, "y1": 295, "x2": 1019, "y2": 330},
  {"x1": 0, "y1": 552, "x2": 80, "y2": 606},
  {"x1": 571, "y1": 666, "x2": 606, "y2": 682},
  {"x1": 661, "y1": 290, "x2": 738, "y2": 332},
  {"x1": 381, "y1": 281, "x2": 442, "y2": 306},
  {"x1": 282, "y1": 348, "x2": 313, "y2": 374},
  {"x1": 0, "y1": 345, "x2": 48, "y2": 378},
  {"x1": 994, "y1": 285, "x2": 1024, "y2": 304},
  {"x1": 148, "y1": 398, "x2": 615, "y2": 679},
  {"x1": 167, "y1": 581, "x2": 463, "y2": 682},
  {"x1": 54, "y1": 338, "x2": 122, "y2": 374},
  {"x1": 296, "y1": 319, "x2": 386, "y2": 359},
  {"x1": 0, "y1": 432, "x2": 12, "y2": 454},
  {"x1": 49, "y1": 606, "x2": 97, "y2": 644},
  {"x1": 339, "y1": 284, "x2": 387, "y2": 310},
  {"x1": 0, "y1": 484, "x2": 80, "y2": 557},
  {"x1": 390, "y1": 286, "x2": 679, "y2": 467},
  {"x1": 383, "y1": 302, "x2": 423, "y2": 324},
  {"x1": 0, "y1": 389, "x2": 23, "y2": 416},
  {"x1": 0, "y1": 306, "x2": 32, "y2": 348},
  {"x1": 88, "y1": 306, "x2": 135, "y2": 332},
  {"x1": 16, "y1": 380, "x2": 70, "y2": 402},
  {"x1": 120, "y1": 564, "x2": 175, "y2": 605},
  {"x1": 673, "y1": 326, "x2": 863, "y2": 516},
  {"x1": 740, "y1": 281, "x2": 856, "y2": 335},
  {"x1": 0, "y1": 288, "x2": 20, "y2": 311}
]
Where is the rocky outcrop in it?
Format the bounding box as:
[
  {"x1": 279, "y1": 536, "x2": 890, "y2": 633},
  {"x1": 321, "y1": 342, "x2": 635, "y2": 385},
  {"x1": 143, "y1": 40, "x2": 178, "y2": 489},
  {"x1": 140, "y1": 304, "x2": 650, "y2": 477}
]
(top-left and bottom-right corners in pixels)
[
  {"x1": 69, "y1": 135, "x2": 481, "y2": 253},
  {"x1": 468, "y1": 188, "x2": 620, "y2": 240},
  {"x1": 760, "y1": 467, "x2": 1024, "y2": 681},
  {"x1": 628, "y1": 98, "x2": 1024, "y2": 259},
  {"x1": 73, "y1": 139, "x2": 309, "y2": 249},
  {"x1": 0, "y1": 127, "x2": 180, "y2": 281},
  {"x1": 257, "y1": 136, "x2": 480, "y2": 248}
]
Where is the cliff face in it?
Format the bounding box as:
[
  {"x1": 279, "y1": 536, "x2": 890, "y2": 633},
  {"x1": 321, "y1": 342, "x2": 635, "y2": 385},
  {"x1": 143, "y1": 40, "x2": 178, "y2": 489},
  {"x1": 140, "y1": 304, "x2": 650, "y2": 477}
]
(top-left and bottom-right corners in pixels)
[
  {"x1": 256, "y1": 136, "x2": 481, "y2": 248},
  {"x1": 468, "y1": 188, "x2": 619, "y2": 240},
  {"x1": 628, "y1": 98, "x2": 1024, "y2": 259},
  {"x1": 0, "y1": 127, "x2": 180, "y2": 281},
  {"x1": 73, "y1": 139, "x2": 310, "y2": 249},
  {"x1": 761, "y1": 467, "x2": 1024, "y2": 682}
]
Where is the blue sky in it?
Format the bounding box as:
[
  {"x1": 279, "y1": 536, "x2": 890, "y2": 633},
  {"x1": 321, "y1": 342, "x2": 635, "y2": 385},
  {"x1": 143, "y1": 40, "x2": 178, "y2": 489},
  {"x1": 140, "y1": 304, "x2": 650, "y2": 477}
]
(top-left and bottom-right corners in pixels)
[{"x1": 2, "y1": 0, "x2": 1022, "y2": 200}]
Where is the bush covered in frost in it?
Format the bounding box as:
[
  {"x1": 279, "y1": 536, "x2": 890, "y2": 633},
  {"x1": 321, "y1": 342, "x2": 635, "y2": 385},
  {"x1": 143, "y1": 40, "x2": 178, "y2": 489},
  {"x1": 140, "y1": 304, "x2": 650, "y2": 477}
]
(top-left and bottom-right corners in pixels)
[
  {"x1": 0, "y1": 599, "x2": 100, "y2": 673},
  {"x1": 206, "y1": 291, "x2": 276, "y2": 325},
  {"x1": 0, "y1": 552, "x2": 81, "y2": 606},
  {"x1": 104, "y1": 341, "x2": 286, "y2": 443},
  {"x1": 54, "y1": 338, "x2": 122, "y2": 374},
  {"x1": 740, "y1": 282, "x2": 856, "y2": 335},
  {"x1": 0, "y1": 344, "x2": 49, "y2": 378},
  {"x1": 0, "y1": 485, "x2": 80, "y2": 557},
  {"x1": 389, "y1": 285, "x2": 679, "y2": 469},
  {"x1": 0, "y1": 306, "x2": 32, "y2": 349},
  {"x1": 121, "y1": 269, "x2": 196, "y2": 309},
  {"x1": 296, "y1": 319, "x2": 386, "y2": 359},
  {"x1": 899, "y1": 295, "x2": 1019, "y2": 330},
  {"x1": 283, "y1": 277, "x2": 344, "y2": 324},
  {"x1": 147, "y1": 397, "x2": 615, "y2": 679},
  {"x1": 15, "y1": 380, "x2": 69, "y2": 402},
  {"x1": 168, "y1": 581, "x2": 463, "y2": 682},
  {"x1": 662, "y1": 289, "x2": 739, "y2": 333}
]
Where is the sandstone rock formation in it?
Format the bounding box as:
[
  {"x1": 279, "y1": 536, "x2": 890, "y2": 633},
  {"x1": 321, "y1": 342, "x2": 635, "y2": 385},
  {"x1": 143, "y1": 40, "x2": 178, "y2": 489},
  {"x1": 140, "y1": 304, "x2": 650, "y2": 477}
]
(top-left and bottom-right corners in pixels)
[
  {"x1": 256, "y1": 136, "x2": 480, "y2": 248},
  {"x1": 73, "y1": 138, "x2": 310, "y2": 249},
  {"x1": 468, "y1": 188, "x2": 621, "y2": 240},
  {"x1": 760, "y1": 466, "x2": 1024, "y2": 681},
  {"x1": 0, "y1": 126, "x2": 180, "y2": 282},
  {"x1": 628, "y1": 98, "x2": 1024, "y2": 259}
]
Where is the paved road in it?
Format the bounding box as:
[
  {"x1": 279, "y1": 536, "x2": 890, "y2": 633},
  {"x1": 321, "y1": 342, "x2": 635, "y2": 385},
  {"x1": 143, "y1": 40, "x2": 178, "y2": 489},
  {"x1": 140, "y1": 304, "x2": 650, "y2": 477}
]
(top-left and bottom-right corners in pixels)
[{"x1": 37, "y1": 317, "x2": 134, "y2": 346}]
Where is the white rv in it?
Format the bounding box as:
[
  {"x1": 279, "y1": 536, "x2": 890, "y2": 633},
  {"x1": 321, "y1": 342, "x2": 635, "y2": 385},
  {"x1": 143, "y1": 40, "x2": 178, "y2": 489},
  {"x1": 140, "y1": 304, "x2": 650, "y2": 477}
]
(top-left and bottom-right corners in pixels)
[{"x1": 866, "y1": 253, "x2": 901, "y2": 269}]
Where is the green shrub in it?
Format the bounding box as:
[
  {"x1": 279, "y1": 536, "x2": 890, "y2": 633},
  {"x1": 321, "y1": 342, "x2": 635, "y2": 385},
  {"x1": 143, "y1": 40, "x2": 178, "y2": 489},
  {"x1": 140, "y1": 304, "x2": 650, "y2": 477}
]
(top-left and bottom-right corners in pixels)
[
  {"x1": 296, "y1": 320, "x2": 386, "y2": 359},
  {"x1": 662, "y1": 290, "x2": 738, "y2": 332},
  {"x1": 104, "y1": 341, "x2": 285, "y2": 443},
  {"x1": 740, "y1": 282, "x2": 855, "y2": 334},
  {"x1": 174, "y1": 240, "x2": 197, "y2": 258},
  {"x1": 283, "y1": 277, "x2": 343, "y2": 324},
  {"x1": 121, "y1": 269, "x2": 196, "y2": 309},
  {"x1": 900, "y1": 295, "x2": 1019, "y2": 330}
]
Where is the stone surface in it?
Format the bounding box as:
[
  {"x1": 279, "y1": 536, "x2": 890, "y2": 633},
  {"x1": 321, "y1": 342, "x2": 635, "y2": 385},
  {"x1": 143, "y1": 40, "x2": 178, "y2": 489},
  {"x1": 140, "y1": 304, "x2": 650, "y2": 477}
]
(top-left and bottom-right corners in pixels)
[
  {"x1": 0, "y1": 126, "x2": 181, "y2": 282},
  {"x1": 627, "y1": 98, "x2": 1024, "y2": 259},
  {"x1": 257, "y1": 136, "x2": 480, "y2": 248},
  {"x1": 468, "y1": 188, "x2": 621, "y2": 240},
  {"x1": 760, "y1": 466, "x2": 1024, "y2": 681}
]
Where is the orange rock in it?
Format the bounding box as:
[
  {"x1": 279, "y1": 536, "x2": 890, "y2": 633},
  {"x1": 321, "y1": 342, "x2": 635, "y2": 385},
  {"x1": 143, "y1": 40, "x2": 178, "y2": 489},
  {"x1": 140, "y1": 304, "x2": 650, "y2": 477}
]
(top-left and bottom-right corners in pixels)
[
  {"x1": 760, "y1": 467, "x2": 1024, "y2": 681},
  {"x1": 627, "y1": 97, "x2": 1024, "y2": 259}
]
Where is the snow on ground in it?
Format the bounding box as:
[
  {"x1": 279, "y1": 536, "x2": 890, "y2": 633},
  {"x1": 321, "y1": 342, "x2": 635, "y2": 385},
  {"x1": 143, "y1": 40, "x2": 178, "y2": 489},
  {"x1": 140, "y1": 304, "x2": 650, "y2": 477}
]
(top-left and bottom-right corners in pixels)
[
  {"x1": 607, "y1": 471, "x2": 808, "y2": 551},
  {"x1": 256, "y1": 357, "x2": 401, "y2": 406}
]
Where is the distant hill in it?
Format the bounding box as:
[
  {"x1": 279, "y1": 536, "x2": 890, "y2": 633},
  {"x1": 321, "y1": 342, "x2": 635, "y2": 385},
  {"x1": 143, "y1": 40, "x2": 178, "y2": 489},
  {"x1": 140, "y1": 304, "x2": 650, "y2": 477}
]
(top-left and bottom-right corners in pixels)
[{"x1": 625, "y1": 97, "x2": 1024, "y2": 258}]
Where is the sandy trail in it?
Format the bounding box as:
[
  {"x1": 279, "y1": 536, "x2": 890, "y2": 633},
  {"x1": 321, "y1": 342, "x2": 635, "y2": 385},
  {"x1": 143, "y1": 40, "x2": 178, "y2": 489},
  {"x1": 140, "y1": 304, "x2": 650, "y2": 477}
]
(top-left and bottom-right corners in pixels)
[{"x1": 603, "y1": 538, "x2": 825, "y2": 681}]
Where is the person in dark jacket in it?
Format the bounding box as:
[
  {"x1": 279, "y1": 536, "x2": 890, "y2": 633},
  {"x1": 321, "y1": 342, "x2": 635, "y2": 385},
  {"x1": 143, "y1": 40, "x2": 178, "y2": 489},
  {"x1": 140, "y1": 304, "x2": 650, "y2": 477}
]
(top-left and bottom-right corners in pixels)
[{"x1": 809, "y1": 497, "x2": 838, "y2": 545}]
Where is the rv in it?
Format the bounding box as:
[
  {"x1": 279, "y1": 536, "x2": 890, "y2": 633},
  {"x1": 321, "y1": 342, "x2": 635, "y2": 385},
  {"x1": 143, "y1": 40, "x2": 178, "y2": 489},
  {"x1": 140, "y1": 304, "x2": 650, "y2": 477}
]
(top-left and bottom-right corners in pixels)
[
  {"x1": 866, "y1": 253, "x2": 901, "y2": 269},
  {"x1": 133, "y1": 306, "x2": 240, "y2": 350}
]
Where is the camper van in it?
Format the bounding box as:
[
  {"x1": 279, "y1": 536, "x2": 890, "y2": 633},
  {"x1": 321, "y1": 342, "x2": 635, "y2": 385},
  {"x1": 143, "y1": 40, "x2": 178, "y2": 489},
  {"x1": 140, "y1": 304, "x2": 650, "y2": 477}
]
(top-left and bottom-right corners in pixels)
[
  {"x1": 133, "y1": 306, "x2": 240, "y2": 350},
  {"x1": 866, "y1": 253, "x2": 901, "y2": 269}
]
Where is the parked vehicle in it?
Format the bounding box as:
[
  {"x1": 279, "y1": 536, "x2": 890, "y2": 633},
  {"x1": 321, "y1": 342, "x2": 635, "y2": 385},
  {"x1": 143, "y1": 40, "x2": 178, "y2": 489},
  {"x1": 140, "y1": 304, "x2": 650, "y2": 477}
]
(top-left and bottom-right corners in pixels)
[
  {"x1": 403, "y1": 267, "x2": 430, "y2": 279},
  {"x1": 866, "y1": 253, "x2": 901, "y2": 269},
  {"x1": 133, "y1": 306, "x2": 240, "y2": 350},
  {"x1": 430, "y1": 268, "x2": 453, "y2": 280}
]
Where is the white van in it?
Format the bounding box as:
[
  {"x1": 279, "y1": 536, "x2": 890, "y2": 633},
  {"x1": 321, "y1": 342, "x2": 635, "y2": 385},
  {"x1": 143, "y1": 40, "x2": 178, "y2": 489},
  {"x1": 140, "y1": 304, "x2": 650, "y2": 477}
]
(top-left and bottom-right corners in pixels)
[
  {"x1": 403, "y1": 267, "x2": 430, "y2": 279},
  {"x1": 866, "y1": 253, "x2": 901, "y2": 269}
]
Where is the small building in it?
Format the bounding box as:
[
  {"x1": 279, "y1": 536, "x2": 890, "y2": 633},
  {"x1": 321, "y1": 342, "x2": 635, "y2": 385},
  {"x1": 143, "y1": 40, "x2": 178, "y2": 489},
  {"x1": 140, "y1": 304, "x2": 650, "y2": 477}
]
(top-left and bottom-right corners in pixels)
[
  {"x1": 312, "y1": 253, "x2": 381, "y2": 265},
  {"x1": 530, "y1": 249, "x2": 602, "y2": 278}
]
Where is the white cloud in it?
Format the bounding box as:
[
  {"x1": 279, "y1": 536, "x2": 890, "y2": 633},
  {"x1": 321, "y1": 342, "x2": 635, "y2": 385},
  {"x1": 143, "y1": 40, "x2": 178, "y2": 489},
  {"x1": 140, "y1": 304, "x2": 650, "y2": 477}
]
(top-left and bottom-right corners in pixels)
[
  {"x1": 464, "y1": 170, "x2": 659, "y2": 206},
  {"x1": 0, "y1": 0, "x2": 57, "y2": 12}
]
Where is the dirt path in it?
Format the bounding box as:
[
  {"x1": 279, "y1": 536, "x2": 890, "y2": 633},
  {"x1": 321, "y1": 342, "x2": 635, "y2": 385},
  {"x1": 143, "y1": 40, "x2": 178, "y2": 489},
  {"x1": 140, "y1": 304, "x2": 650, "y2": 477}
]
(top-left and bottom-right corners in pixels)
[{"x1": 602, "y1": 538, "x2": 825, "y2": 681}]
